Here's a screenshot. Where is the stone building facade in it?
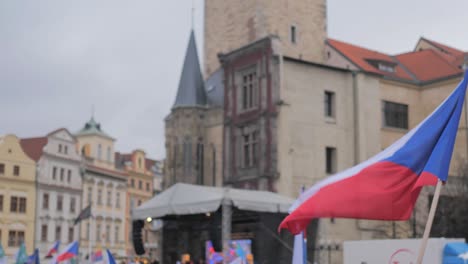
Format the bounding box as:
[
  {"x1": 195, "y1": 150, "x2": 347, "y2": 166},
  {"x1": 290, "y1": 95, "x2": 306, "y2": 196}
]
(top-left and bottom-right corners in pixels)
[
  {"x1": 164, "y1": 1, "x2": 468, "y2": 263},
  {"x1": 204, "y1": 0, "x2": 327, "y2": 76},
  {"x1": 164, "y1": 31, "x2": 224, "y2": 189},
  {"x1": 75, "y1": 118, "x2": 127, "y2": 260},
  {"x1": 20, "y1": 128, "x2": 82, "y2": 257}
]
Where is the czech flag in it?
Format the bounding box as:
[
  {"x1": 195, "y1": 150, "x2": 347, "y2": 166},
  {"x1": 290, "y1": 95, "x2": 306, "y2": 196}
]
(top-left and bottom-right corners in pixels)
[
  {"x1": 92, "y1": 249, "x2": 103, "y2": 263},
  {"x1": 280, "y1": 70, "x2": 468, "y2": 235},
  {"x1": 56, "y1": 241, "x2": 79, "y2": 263},
  {"x1": 45, "y1": 241, "x2": 60, "y2": 258}
]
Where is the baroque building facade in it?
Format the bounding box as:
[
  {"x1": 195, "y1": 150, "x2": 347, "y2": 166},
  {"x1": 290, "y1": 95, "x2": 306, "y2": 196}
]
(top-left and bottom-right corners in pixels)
[
  {"x1": 75, "y1": 118, "x2": 127, "y2": 260},
  {"x1": 0, "y1": 135, "x2": 36, "y2": 256},
  {"x1": 20, "y1": 128, "x2": 82, "y2": 257},
  {"x1": 115, "y1": 150, "x2": 160, "y2": 261}
]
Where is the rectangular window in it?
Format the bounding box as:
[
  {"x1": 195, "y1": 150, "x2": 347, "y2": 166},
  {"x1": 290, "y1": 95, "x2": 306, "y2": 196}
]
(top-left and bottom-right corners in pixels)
[
  {"x1": 68, "y1": 227, "x2": 73, "y2": 242},
  {"x1": 0, "y1": 195, "x2": 3, "y2": 211},
  {"x1": 138, "y1": 180, "x2": 142, "y2": 190},
  {"x1": 116, "y1": 192, "x2": 120, "y2": 208},
  {"x1": 13, "y1": 165, "x2": 20, "y2": 176},
  {"x1": 324, "y1": 91, "x2": 335, "y2": 118},
  {"x1": 241, "y1": 70, "x2": 257, "y2": 110},
  {"x1": 67, "y1": 170, "x2": 71, "y2": 183},
  {"x1": 131, "y1": 179, "x2": 135, "y2": 188},
  {"x1": 17, "y1": 231, "x2": 24, "y2": 245},
  {"x1": 242, "y1": 130, "x2": 259, "y2": 168},
  {"x1": 8, "y1": 231, "x2": 24, "y2": 247},
  {"x1": 58, "y1": 144, "x2": 62, "y2": 153},
  {"x1": 106, "y1": 225, "x2": 110, "y2": 242},
  {"x1": 146, "y1": 182, "x2": 150, "y2": 192},
  {"x1": 41, "y1": 225, "x2": 48, "y2": 242},
  {"x1": 60, "y1": 168, "x2": 64, "y2": 181},
  {"x1": 10, "y1": 196, "x2": 18, "y2": 212},
  {"x1": 87, "y1": 187, "x2": 92, "y2": 205},
  {"x1": 52, "y1": 167, "x2": 57, "y2": 180},
  {"x1": 43, "y1": 193, "x2": 49, "y2": 209},
  {"x1": 290, "y1": 25, "x2": 297, "y2": 44},
  {"x1": 97, "y1": 224, "x2": 101, "y2": 242},
  {"x1": 97, "y1": 190, "x2": 102, "y2": 205},
  {"x1": 55, "y1": 226, "x2": 61, "y2": 241},
  {"x1": 383, "y1": 101, "x2": 408, "y2": 129},
  {"x1": 115, "y1": 225, "x2": 119, "y2": 243},
  {"x1": 70, "y1": 197, "x2": 76, "y2": 213},
  {"x1": 57, "y1": 195, "x2": 63, "y2": 211},
  {"x1": 18, "y1": 197, "x2": 26, "y2": 213},
  {"x1": 107, "y1": 191, "x2": 112, "y2": 206},
  {"x1": 8, "y1": 231, "x2": 16, "y2": 247},
  {"x1": 64, "y1": 146, "x2": 68, "y2": 155},
  {"x1": 86, "y1": 223, "x2": 90, "y2": 240},
  {"x1": 325, "y1": 147, "x2": 337, "y2": 174},
  {"x1": 0, "y1": 163, "x2": 4, "y2": 174}
]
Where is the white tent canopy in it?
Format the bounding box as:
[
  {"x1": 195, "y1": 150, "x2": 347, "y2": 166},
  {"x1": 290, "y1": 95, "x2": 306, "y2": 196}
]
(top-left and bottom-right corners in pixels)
[{"x1": 132, "y1": 183, "x2": 294, "y2": 220}]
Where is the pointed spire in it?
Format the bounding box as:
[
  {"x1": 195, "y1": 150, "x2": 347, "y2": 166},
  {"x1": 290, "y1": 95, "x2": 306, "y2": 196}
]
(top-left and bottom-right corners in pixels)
[{"x1": 172, "y1": 30, "x2": 207, "y2": 109}]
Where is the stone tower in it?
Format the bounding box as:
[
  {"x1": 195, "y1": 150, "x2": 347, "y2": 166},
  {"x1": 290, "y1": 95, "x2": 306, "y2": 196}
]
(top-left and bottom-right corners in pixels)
[
  {"x1": 204, "y1": 0, "x2": 327, "y2": 76},
  {"x1": 164, "y1": 31, "x2": 224, "y2": 188}
]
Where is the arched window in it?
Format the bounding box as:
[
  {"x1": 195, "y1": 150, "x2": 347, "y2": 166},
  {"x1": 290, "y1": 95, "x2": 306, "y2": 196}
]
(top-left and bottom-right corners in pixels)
[
  {"x1": 172, "y1": 138, "x2": 178, "y2": 185},
  {"x1": 197, "y1": 141, "x2": 204, "y2": 185},
  {"x1": 138, "y1": 157, "x2": 142, "y2": 169},
  {"x1": 183, "y1": 138, "x2": 192, "y2": 177}
]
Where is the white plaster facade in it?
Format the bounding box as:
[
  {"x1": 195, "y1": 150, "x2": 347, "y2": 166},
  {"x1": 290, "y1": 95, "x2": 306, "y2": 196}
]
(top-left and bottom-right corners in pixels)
[{"x1": 33, "y1": 129, "x2": 82, "y2": 256}]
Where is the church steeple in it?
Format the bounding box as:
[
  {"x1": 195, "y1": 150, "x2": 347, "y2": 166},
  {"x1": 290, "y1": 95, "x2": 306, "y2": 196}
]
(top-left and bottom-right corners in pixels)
[{"x1": 172, "y1": 30, "x2": 207, "y2": 109}]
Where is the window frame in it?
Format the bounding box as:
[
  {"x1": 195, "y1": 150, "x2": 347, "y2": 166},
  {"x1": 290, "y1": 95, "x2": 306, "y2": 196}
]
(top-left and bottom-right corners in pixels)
[
  {"x1": 382, "y1": 100, "x2": 409, "y2": 130},
  {"x1": 41, "y1": 225, "x2": 48, "y2": 242},
  {"x1": 57, "y1": 195, "x2": 63, "y2": 211},
  {"x1": 324, "y1": 91, "x2": 336, "y2": 118},
  {"x1": 43, "y1": 193, "x2": 49, "y2": 209},
  {"x1": 239, "y1": 67, "x2": 258, "y2": 112},
  {"x1": 241, "y1": 129, "x2": 259, "y2": 169},
  {"x1": 13, "y1": 165, "x2": 20, "y2": 176},
  {"x1": 290, "y1": 25, "x2": 297, "y2": 44},
  {"x1": 10, "y1": 196, "x2": 18, "y2": 213},
  {"x1": 325, "y1": 147, "x2": 337, "y2": 174}
]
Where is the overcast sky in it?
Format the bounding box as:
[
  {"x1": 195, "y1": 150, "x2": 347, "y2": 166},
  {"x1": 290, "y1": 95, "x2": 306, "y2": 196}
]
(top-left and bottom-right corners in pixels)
[{"x1": 1, "y1": 0, "x2": 467, "y2": 160}]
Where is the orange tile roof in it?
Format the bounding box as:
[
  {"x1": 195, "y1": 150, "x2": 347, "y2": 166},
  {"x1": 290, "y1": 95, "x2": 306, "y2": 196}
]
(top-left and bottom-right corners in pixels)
[
  {"x1": 327, "y1": 38, "x2": 464, "y2": 83},
  {"x1": 421, "y1": 38, "x2": 465, "y2": 58},
  {"x1": 396, "y1": 49, "x2": 462, "y2": 82},
  {"x1": 327, "y1": 39, "x2": 414, "y2": 81},
  {"x1": 20, "y1": 137, "x2": 48, "y2": 161}
]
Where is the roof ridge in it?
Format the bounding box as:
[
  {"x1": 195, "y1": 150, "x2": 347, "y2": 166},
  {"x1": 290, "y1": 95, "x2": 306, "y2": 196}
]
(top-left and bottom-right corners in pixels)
[
  {"x1": 427, "y1": 49, "x2": 463, "y2": 72},
  {"x1": 327, "y1": 38, "x2": 393, "y2": 57}
]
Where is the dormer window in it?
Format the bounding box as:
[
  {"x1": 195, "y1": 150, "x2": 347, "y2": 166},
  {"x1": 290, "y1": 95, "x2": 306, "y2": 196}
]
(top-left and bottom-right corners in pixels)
[
  {"x1": 365, "y1": 59, "x2": 396, "y2": 73},
  {"x1": 378, "y1": 63, "x2": 395, "y2": 73}
]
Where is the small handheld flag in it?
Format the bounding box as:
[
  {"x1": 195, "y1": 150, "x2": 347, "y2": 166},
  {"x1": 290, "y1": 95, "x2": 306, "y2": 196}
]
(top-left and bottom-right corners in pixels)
[
  {"x1": 0, "y1": 243, "x2": 7, "y2": 264},
  {"x1": 45, "y1": 241, "x2": 60, "y2": 258},
  {"x1": 26, "y1": 249, "x2": 40, "y2": 264},
  {"x1": 74, "y1": 204, "x2": 92, "y2": 225},
  {"x1": 15, "y1": 243, "x2": 28, "y2": 264},
  {"x1": 280, "y1": 70, "x2": 468, "y2": 235},
  {"x1": 92, "y1": 249, "x2": 103, "y2": 263},
  {"x1": 56, "y1": 241, "x2": 79, "y2": 263}
]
